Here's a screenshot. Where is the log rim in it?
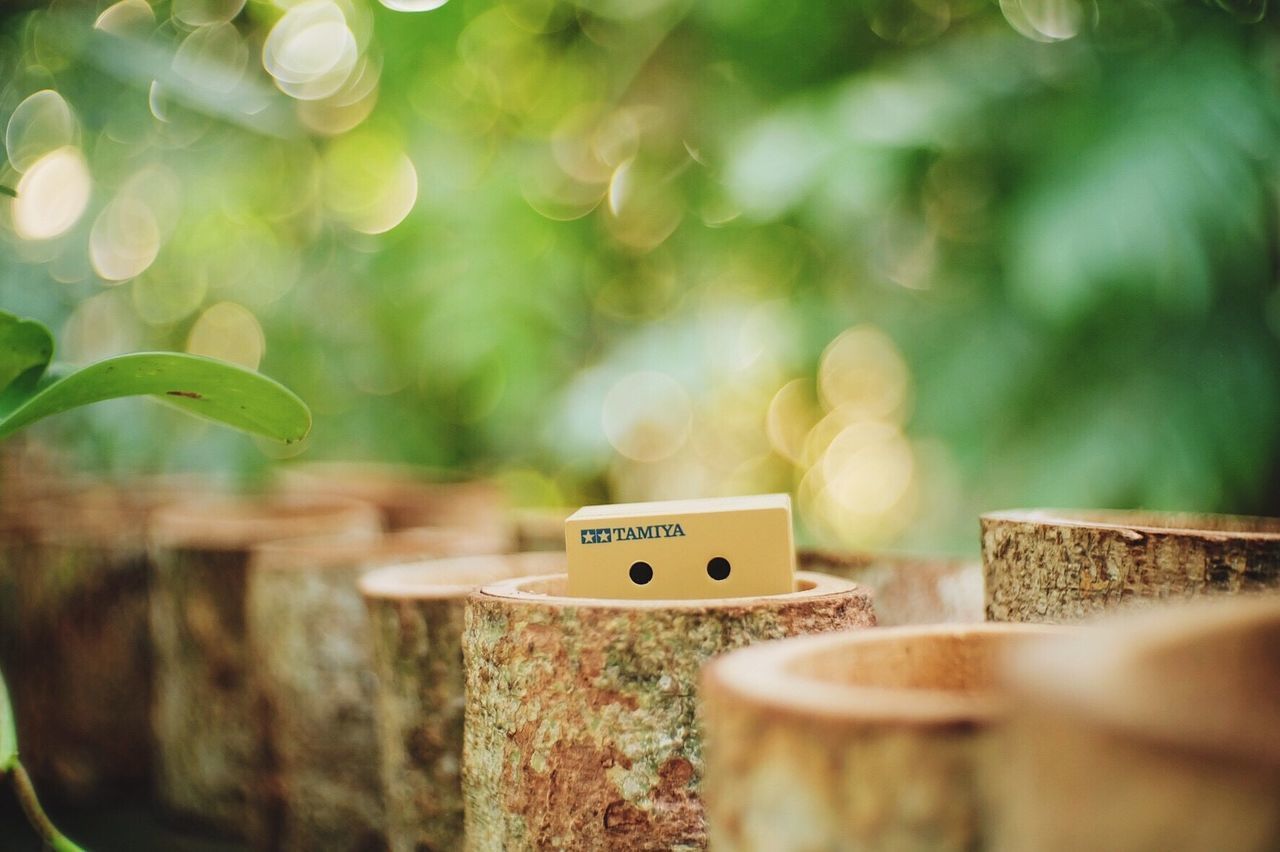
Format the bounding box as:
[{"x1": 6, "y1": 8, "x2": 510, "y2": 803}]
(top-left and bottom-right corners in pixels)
[
  {"x1": 1009, "y1": 597, "x2": 1280, "y2": 766},
  {"x1": 797, "y1": 546, "x2": 974, "y2": 572},
  {"x1": 13, "y1": 493, "x2": 145, "y2": 547},
  {"x1": 249, "y1": 527, "x2": 508, "y2": 573},
  {"x1": 703, "y1": 623, "x2": 1067, "y2": 727},
  {"x1": 148, "y1": 493, "x2": 381, "y2": 550},
  {"x1": 981, "y1": 508, "x2": 1280, "y2": 541},
  {"x1": 358, "y1": 551, "x2": 566, "y2": 600},
  {"x1": 473, "y1": 569, "x2": 857, "y2": 610},
  {"x1": 511, "y1": 506, "x2": 571, "y2": 536}
]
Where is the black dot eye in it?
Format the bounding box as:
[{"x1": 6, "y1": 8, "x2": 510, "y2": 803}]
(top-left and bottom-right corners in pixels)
[
  {"x1": 629, "y1": 561, "x2": 653, "y2": 585},
  {"x1": 707, "y1": 556, "x2": 731, "y2": 581}
]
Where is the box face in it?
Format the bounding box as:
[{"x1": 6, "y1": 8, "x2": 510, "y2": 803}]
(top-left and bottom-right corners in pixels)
[{"x1": 565, "y1": 494, "x2": 796, "y2": 600}]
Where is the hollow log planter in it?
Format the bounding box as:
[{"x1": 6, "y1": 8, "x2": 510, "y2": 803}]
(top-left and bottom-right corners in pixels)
[
  {"x1": 361, "y1": 552, "x2": 568, "y2": 852},
  {"x1": 246, "y1": 527, "x2": 513, "y2": 852},
  {"x1": 982, "y1": 510, "x2": 1280, "y2": 623},
  {"x1": 147, "y1": 494, "x2": 382, "y2": 832},
  {"x1": 463, "y1": 571, "x2": 875, "y2": 851},
  {"x1": 0, "y1": 488, "x2": 152, "y2": 800},
  {"x1": 700, "y1": 624, "x2": 1062, "y2": 852},
  {"x1": 998, "y1": 598, "x2": 1280, "y2": 851},
  {"x1": 799, "y1": 548, "x2": 982, "y2": 626},
  {"x1": 276, "y1": 461, "x2": 510, "y2": 536}
]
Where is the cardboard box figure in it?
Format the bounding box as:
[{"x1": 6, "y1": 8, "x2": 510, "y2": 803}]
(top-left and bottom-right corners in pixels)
[{"x1": 565, "y1": 494, "x2": 796, "y2": 599}]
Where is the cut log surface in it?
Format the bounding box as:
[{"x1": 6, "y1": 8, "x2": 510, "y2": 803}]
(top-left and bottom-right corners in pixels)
[
  {"x1": 998, "y1": 598, "x2": 1280, "y2": 851},
  {"x1": 360, "y1": 552, "x2": 567, "y2": 852},
  {"x1": 799, "y1": 548, "x2": 982, "y2": 626},
  {"x1": 701, "y1": 624, "x2": 1062, "y2": 852},
  {"x1": 247, "y1": 527, "x2": 510, "y2": 852},
  {"x1": 463, "y1": 571, "x2": 875, "y2": 852},
  {"x1": 147, "y1": 494, "x2": 381, "y2": 833},
  {"x1": 982, "y1": 510, "x2": 1280, "y2": 623}
]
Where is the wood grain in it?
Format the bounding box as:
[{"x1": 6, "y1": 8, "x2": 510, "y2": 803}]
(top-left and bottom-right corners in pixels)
[
  {"x1": 463, "y1": 571, "x2": 875, "y2": 851},
  {"x1": 983, "y1": 509, "x2": 1280, "y2": 623}
]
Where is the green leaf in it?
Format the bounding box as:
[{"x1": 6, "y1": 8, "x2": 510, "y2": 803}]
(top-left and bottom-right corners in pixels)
[
  {"x1": 0, "y1": 185, "x2": 15, "y2": 198},
  {"x1": 0, "y1": 668, "x2": 16, "y2": 773},
  {"x1": 0, "y1": 312, "x2": 53, "y2": 398},
  {"x1": 0, "y1": 352, "x2": 311, "y2": 443}
]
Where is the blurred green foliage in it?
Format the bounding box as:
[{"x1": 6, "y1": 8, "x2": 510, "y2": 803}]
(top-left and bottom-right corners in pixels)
[{"x1": 0, "y1": 0, "x2": 1278, "y2": 553}]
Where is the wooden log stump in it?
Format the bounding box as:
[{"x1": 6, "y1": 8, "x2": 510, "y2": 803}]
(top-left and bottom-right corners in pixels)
[
  {"x1": 982, "y1": 509, "x2": 1280, "y2": 623},
  {"x1": 700, "y1": 623, "x2": 1062, "y2": 852},
  {"x1": 276, "y1": 461, "x2": 510, "y2": 536},
  {"x1": 361, "y1": 552, "x2": 567, "y2": 852},
  {"x1": 245, "y1": 526, "x2": 514, "y2": 852},
  {"x1": 512, "y1": 507, "x2": 570, "y2": 552},
  {"x1": 799, "y1": 548, "x2": 982, "y2": 626},
  {"x1": 997, "y1": 598, "x2": 1280, "y2": 851},
  {"x1": 463, "y1": 571, "x2": 875, "y2": 851},
  {"x1": 0, "y1": 489, "x2": 153, "y2": 800},
  {"x1": 147, "y1": 494, "x2": 382, "y2": 833}
]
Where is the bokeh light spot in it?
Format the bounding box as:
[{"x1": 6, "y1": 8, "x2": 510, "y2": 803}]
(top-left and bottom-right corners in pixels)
[
  {"x1": 6, "y1": 90, "x2": 76, "y2": 173},
  {"x1": 602, "y1": 371, "x2": 693, "y2": 462},
  {"x1": 90, "y1": 196, "x2": 161, "y2": 282},
  {"x1": 173, "y1": 0, "x2": 247, "y2": 27},
  {"x1": 766, "y1": 378, "x2": 820, "y2": 464},
  {"x1": 12, "y1": 146, "x2": 91, "y2": 241},
  {"x1": 296, "y1": 53, "x2": 381, "y2": 135},
  {"x1": 820, "y1": 420, "x2": 915, "y2": 515},
  {"x1": 263, "y1": 0, "x2": 359, "y2": 101},
  {"x1": 62, "y1": 291, "x2": 139, "y2": 364},
  {"x1": 132, "y1": 265, "x2": 208, "y2": 325},
  {"x1": 1000, "y1": 0, "x2": 1082, "y2": 41},
  {"x1": 817, "y1": 325, "x2": 911, "y2": 420},
  {"x1": 379, "y1": 0, "x2": 449, "y2": 10},
  {"x1": 603, "y1": 160, "x2": 683, "y2": 251},
  {"x1": 323, "y1": 132, "x2": 419, "y2": 234},
  {"x1": 173, "y1": 23, "x2": 250, "y2": 94},
  {"x1": 94, "y1": 0, "x2": 155, "y2": 36},
  {"x1": 867, "y1": 0, "x2": 950, "y2": 44},
  {"x1": 522, "y1": 152, "x2": 605, "y2": 221},
  {"x1": 186, "y1": 301, "x2": 265, "y2": 369}
]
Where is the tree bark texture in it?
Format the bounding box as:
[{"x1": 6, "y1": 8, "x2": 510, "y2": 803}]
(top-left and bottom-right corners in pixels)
[
  {"x1": 147, "y1": 495, "x2": 381, "y2": 833},
  {"x1": 997, "y1": 598, "x2": 1280, "y2": 851},
  {"x1": 798, "y1": 548, "x2": 982, "y2": 626},
  {"x1": 982, "y1": 510, "x2": 1280, "y2": 623},
  {"x1": 361, "y1": 552, "x2": 567, "y2": 852},
  {"x1": 463, "y1": 571, "x2": 875, "y2": 851},
  {"x1": 700, "y1": 624, "x2": 1062, "y2": 852},
  {"x1": 245, "y1": 528, "x2": 514, "y2": 852},
  {"x1": 0, "y1": 489, "x2": 152, "y2": 800}
]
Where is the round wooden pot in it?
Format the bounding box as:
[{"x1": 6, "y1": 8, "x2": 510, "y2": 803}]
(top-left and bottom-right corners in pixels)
[
  {"x1": 463, "y1": 571, "x2": 875, "y2": 851},
  {"x1": 997, "y1": 598, "x2": 1280, "y2": 852},
  {"x1": 700, "y1": 623, "x2": 1062, "y2": 852},
  {"x1": 147, "y1": 494, "x2": 382, "y2": 833},
  {"x1": 799, "y1": 548, "x2": 982, "y2": 626},
  {"x1": 982, "y1": 510, "x2": 1280, "y2": 623},
  {"x1": 246, "y1": 527, "x2": 512, "y2": 852},
  {"x1": 0, "y1": 489, "x2": 152, "y2": 800},
  {"x1": 360, "y1": 552, "x2": 567, "y2": 852},
  {"x1": 276, "y1": 461, "x2": 510, "y2": 536}
]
